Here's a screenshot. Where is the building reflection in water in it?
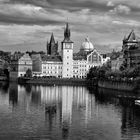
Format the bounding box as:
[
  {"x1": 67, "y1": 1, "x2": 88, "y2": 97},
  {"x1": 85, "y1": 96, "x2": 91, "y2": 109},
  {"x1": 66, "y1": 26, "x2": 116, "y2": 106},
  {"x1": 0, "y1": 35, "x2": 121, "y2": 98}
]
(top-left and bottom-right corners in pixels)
[
  {"x1": 0, "y1": 82, "x2": 9, "y2": 107},
  {"x1": 1, "y1": 83, "x2": 140, "y2": 139},
  {"x1": 9, "y1": 83, "x2": 18, "y2": 106},
  {"x1": 40, "y1": 85, "x2": 94, "y2": 139},
  {"x1": 61, "y1": 86, "x2": 73, "y2": 139},
  {"x1": 31, "y1": 86, "x2": 41, "y2": 105}
]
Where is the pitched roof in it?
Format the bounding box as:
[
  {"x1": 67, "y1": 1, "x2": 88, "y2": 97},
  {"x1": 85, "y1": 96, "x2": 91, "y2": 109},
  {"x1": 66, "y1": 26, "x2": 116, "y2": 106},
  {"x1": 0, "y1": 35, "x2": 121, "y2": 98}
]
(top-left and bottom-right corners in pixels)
[
  {"x1": 50, "y1": 33, "x2": 55, "y2": 44},
  {"x1": 63, "y1": 23, "x2": 73, "y2": 43},
  {"x1": 126, "y1": 30, "x2": 138, "y2": 42},
  {"x1": 73, "y1": 50, "x2": 94, "y2": 60},
  {"x1": 41, "y1": 55, "x2": 62, "y2": 62}
]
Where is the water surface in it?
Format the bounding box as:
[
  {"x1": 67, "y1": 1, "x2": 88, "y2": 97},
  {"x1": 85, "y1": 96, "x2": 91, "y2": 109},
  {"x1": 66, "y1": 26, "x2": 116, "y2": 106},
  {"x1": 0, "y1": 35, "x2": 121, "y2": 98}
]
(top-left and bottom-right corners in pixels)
[{"x1": 0, "y1": 82, "x2": 140, "y2": 140}]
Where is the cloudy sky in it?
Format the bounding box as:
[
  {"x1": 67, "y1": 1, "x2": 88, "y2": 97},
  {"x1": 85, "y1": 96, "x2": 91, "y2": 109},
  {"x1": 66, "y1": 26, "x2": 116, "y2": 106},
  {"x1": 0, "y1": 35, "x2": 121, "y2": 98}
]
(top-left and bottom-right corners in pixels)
[{"x1": 0, "y1": 0, "x2": 140, "y2": 53}]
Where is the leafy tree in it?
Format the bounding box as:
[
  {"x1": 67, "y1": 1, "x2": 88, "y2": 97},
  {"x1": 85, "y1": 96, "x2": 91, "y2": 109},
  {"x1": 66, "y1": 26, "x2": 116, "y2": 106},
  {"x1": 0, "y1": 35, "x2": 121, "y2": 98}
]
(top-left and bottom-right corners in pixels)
[
  {"x1": 86, "y1": 66, "x2": 99, "y2": 80},
  {"x1": 26, "y1": 69, "x2": 32, "y2": 77}
]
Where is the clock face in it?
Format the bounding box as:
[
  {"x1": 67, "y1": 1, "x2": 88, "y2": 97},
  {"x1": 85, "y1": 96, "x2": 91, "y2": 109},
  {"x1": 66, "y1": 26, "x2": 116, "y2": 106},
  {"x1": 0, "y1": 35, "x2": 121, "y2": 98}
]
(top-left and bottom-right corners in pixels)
[{"x1": 65, "y1": 43, "x2": 71, "y2": 49}]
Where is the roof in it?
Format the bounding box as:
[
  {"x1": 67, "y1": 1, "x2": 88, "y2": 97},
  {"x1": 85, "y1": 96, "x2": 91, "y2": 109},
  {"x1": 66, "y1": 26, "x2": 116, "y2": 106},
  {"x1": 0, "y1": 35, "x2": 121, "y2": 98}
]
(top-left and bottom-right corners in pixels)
[
  {"x1": 63, "y1": 22, "x2": 73, "y2": 43},
  {"x1": 50, "y1": 33, "x2": 55, "y2": 44},
  {"x1": 41, "y1": 55, "x2": 62, "y2": 62},
  {"x1": 73, "y1": 50, "x2": 93, "y2": 60},
  {"x1": 31, "y1": 54, "x2": 41, "y2": 61},
  {"x1": 124, "y1": 30, "x2": 139, "y2": 42}
]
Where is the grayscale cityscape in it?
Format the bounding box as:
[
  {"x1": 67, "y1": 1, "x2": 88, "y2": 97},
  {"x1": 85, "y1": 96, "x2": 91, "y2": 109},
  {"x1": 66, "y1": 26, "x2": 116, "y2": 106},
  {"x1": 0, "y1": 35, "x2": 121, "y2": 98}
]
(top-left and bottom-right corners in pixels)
[{"x1": 0, "y1": 0, "x2": 140, "y2": 140}]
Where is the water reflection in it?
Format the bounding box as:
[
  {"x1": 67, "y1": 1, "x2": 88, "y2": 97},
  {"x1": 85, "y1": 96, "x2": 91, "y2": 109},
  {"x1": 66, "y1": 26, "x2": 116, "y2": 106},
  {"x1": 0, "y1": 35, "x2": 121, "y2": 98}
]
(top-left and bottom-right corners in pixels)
[
  {"x1": 0, "y1": 83, "x2": 140, "y2": 139},
  {"x1": 96, "y1": 88, "x2": 140, "y2": 140}
]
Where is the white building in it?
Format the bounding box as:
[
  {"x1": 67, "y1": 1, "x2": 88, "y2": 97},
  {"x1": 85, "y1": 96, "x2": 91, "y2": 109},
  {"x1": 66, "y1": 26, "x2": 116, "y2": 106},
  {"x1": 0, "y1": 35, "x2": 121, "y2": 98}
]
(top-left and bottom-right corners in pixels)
[
  {"x1": 33, "y1": 23, "x2": 108, "y2": 79},
  {"x1": 73, "y1": 37, "x2": 104, "y2": 78},
  {"x1": 41, "y1": 55, "x2": 62, "y2": 77}
]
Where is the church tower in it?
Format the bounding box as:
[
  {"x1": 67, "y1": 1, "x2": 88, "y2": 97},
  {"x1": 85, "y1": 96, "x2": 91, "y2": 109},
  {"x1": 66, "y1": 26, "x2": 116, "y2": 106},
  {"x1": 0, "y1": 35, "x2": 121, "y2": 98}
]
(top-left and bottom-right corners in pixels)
[
  {"x1": 62, "y1": 23, "x2": 73, "y2": 78},
  {"x1": 47, "y1": 33, "x2": 58, "y2": 55}
]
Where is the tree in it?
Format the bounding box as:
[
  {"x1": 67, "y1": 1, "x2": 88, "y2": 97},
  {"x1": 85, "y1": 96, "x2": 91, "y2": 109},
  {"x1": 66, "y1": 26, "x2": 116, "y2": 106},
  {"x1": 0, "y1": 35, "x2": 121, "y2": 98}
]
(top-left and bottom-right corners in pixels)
[
  {"x1": 86, "y1": 66, "x2": 99, "y2": 80},
  {"x1": 26, "y1": 69, "x2": 32, "y2": 77}
]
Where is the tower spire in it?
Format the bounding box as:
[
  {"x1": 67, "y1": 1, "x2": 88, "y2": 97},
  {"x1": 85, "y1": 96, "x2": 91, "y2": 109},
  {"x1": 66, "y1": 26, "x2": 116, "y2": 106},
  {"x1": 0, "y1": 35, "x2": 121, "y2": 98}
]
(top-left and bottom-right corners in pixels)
[
  {"x1": 50, "y1": 33, "x2": 55, "y2": 44},
  {"x1": 64, "y1": 22, "x2": 71, "y2": 41}
]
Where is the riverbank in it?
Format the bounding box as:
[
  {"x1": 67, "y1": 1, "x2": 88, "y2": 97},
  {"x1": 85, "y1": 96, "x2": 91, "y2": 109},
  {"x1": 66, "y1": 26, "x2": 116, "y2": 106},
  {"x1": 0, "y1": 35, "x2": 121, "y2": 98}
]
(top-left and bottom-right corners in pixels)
[
  {"x1": 18, "y1": 77, "x2": 87, "y2": 86},
  {"x1": 98, "y1": 79, "x2": 140, "y2": 93},
  {"x1": 18, "y1": 77, "x2": 140, "y2": 92}
]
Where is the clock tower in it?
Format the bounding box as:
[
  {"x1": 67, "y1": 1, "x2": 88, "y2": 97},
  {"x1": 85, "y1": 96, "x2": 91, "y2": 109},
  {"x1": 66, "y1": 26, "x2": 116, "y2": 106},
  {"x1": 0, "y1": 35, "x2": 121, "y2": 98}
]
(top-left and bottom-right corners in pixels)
[{"x1": 62, "y1": 23, "x2": 73, "y2": 78}]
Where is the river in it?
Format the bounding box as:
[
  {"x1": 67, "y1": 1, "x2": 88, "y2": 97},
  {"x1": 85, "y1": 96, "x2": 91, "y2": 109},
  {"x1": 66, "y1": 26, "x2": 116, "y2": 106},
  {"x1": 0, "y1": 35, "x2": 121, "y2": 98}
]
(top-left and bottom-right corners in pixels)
[{"x1": 0, "y1": 82, "x2": 140, "y2": 140}]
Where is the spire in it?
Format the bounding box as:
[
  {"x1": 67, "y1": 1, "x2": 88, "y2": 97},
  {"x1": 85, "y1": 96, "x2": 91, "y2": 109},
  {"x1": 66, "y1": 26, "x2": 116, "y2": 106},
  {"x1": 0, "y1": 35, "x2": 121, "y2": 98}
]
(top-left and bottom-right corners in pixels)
[
  {"x1": 50, "y1": 33, "x2": 55, "y2": 44},
  {"x1": 64, "y1": 22, "x2": 71, "y2": 41},
  {"x1": 127, "y1": 29, "x2": 137, "y2": 41}
]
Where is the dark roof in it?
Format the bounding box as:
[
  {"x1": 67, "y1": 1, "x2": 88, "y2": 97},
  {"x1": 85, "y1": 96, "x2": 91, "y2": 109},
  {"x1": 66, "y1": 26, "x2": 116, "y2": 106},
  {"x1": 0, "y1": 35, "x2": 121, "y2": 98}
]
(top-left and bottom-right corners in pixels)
[
  {"x1": 73, "y1": 50, "x2": 93, "y2": 60},
  {"x1": 124, "y1": 30, "x2": 140, "y2": 42},
  {"x1": 62, "y1": 23, "x2": 73, "y2": 43},
  {"x1": 50, "y1": 33, "x2": 55, "y2": 44},
  {"x1": 31, "y1": 54, "x2": 41, "y2": 60},
  {"x1": 41, "y1": 55, "x2": 62, "y2": 62}
]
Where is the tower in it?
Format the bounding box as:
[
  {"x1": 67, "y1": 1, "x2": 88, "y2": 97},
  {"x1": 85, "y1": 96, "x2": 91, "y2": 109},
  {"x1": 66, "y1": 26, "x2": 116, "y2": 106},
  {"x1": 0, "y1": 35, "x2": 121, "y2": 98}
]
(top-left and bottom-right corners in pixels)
[
  {"x1": 47, "y1": 33, "x2": 58, "y2": 55},
  {"x1": 62, "y1": 23, "x2": 73, "y2": 78}
]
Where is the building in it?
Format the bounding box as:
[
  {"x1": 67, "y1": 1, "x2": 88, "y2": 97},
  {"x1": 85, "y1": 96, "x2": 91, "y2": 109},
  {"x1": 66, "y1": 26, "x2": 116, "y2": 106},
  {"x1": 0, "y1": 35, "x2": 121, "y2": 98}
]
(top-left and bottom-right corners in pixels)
[
  {"x1": 62, "y1": 23, "x2": 74, "y2": 78},
  {"x1": 31, "y1": 54, "x2": 42, "y2": 75},
  {"x1": 122, "y1": 30, "x2": 140, "y2": 68},
  {"x1": 47, "y1": 33, "x2": 58, "y2": 55},
  {"x1": 10, "y1": 53, "x2": 32, "y2": 80},
  {"x1": 73, "y1": 37, "x2": 104, "y2": 78},
  {"x1": 36, "y1": 23, "x2": 106, "y2": 79},
  {"x1": 41, "y1": 55, "x2": 62, "y2": 77},
  {"x1": 10, "y1": 23, "x2": 107, "y2": 79}
]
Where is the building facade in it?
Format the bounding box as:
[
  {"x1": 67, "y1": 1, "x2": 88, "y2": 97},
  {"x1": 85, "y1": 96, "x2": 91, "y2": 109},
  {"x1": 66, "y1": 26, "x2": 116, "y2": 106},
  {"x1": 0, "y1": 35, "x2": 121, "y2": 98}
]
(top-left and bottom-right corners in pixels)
[
  {"x1": 36, "y1": 23, "x2": 106, "y2": 79},
  {"x1": 10, "y1": 23, "x2": 107, "y2": 79},
  {"x1": 10, "y1": 53, "x2": 32, "y2": 80},
  {"x1": 62, "y1": 23, "x2": 74, "y2": 78},
  {"x1": 122, "y1": 30, "x2": 140, "y2": 68},
  {"x1": 47, "y1": 33, "x2": 58, "y2": 55}
]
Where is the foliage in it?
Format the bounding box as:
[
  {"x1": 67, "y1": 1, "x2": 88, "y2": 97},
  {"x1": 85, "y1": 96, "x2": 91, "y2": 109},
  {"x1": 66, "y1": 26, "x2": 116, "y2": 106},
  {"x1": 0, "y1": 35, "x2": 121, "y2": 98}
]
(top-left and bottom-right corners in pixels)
[
  {"x1": 86, "y1": 67, "x2": 99, "y2": 80},
  {"x1": 86, "y1": 63, "x2": 140, "y2": 81},
  {"x1": 26, "y1": 69, "x2": 32, "y2": 77}
]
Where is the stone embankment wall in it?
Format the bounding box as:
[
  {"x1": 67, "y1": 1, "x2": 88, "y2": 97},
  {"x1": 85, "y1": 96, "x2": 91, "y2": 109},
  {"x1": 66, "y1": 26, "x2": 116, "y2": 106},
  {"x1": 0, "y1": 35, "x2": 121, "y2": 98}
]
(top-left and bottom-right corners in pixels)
[
  {"x1": 18, "y1": 77, "x2": 87, "y2": 86},
  {"x1": 98, "y1": 80, "x2": 136, "y2": 92}
]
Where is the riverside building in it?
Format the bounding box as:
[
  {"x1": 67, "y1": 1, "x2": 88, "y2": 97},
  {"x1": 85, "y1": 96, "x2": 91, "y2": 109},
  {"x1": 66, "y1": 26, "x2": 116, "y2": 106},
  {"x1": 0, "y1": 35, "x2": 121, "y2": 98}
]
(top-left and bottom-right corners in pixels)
[
  {"x1": 36, "y1": 23, "x2": 106, "y2": 79},
  {"x1": 122, "y1": 30, "x2": 140, "y2": 68},
  {"x1": 10, "y1": 23, "x2": 107, "y2": 80}
]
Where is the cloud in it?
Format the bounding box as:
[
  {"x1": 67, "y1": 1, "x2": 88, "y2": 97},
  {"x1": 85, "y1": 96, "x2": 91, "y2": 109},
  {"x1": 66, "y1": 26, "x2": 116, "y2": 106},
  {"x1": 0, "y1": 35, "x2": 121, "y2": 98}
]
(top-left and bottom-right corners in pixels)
[
  {"x1": 0, "y1": 3, "x2": 65, "y2": 25},
  {"x1": 107, "y1": 1, "x2": 114, "y2": 7},
  {"x1": 112, "y1": 20, "x2": 140, "y2": 27},
  {"x1": 0, "y1": 0, "x2": 140, "y2": 53},
  {"x1": 110, "y1": 4, "x2": 131, "y2": 15}
]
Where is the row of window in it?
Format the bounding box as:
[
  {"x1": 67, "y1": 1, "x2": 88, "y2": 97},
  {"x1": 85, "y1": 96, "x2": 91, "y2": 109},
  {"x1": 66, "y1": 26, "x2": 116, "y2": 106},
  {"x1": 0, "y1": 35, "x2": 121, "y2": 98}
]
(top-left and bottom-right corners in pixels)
[
  {"x1": 43, "y1": 66, "x2": 62, "y2": 69},
  {"x1": 43, "y1": 71, "x2": 62, "y2": 74}
]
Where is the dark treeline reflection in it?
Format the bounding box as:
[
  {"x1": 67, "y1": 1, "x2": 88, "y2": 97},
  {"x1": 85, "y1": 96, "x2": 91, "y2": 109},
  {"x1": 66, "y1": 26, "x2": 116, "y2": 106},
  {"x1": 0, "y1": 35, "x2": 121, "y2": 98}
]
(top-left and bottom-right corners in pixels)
[
  {"x1": 88, "y1": 87, "x2": 140, "y2": 139},
  {"x1": 0, "y1": 83, "x2": 140, "y2": 139}
]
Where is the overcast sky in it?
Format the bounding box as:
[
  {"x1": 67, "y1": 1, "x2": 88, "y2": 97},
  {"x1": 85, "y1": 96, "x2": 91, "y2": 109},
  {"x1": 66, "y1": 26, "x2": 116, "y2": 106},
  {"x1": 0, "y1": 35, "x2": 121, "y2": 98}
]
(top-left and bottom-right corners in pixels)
[{"x1": 0, "y1": 0, "x2": 140, "y2": 53}]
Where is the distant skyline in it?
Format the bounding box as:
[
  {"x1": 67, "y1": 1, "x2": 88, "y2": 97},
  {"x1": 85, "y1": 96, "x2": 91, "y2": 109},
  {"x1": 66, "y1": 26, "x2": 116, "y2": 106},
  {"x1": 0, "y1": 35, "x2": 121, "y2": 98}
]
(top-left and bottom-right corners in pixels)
[{"x1": 0, "y1": 0, "x2": 140, "y2": 53}]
